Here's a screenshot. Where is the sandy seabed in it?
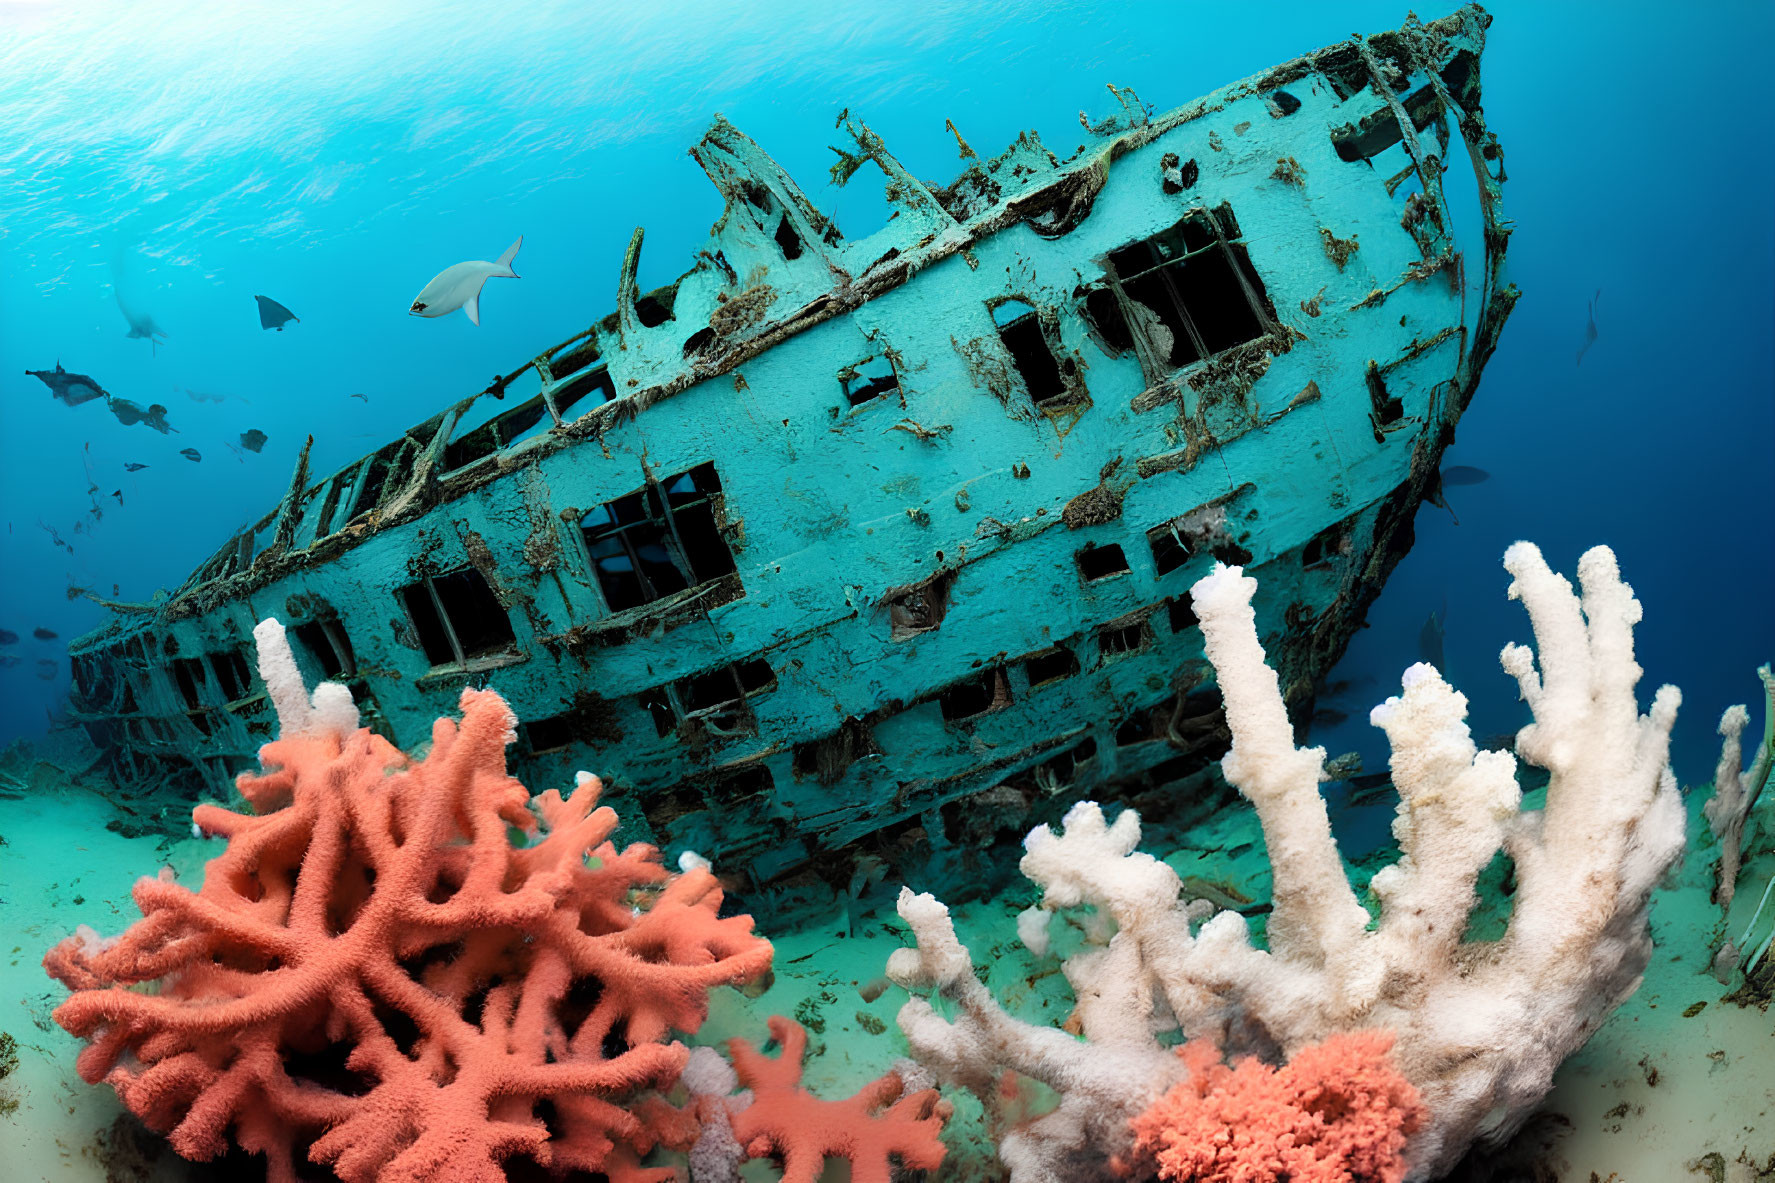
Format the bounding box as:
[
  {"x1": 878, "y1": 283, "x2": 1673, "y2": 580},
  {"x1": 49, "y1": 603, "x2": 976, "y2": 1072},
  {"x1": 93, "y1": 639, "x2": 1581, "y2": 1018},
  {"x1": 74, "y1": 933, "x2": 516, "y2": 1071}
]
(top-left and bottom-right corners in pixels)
[{"x1": 2, "y1": 763, "x2": 1770, "y2": 1182}]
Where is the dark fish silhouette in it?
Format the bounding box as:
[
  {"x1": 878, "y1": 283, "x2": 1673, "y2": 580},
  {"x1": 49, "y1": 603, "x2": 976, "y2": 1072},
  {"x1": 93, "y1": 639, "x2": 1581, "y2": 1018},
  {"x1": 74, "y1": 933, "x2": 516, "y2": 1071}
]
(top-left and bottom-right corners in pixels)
[
  {"x1": 0, "y1": 655, "x2": 18, "y2": 668},
  {"x1": 1440, "y1": 465, "x2": 1490, "y2": 487},
  {"x1": 180, "y1": 447, "x2": 202, "y2": 462},
  {"x1": 33, "y1": 627, "x2": 58, "y2": 640},
  {"x1": 1428, "y1": 467, "x2": 1488, "y2": 524},
  {"x1": 36, "y1": 659, "x2": 57, "y2": 680},
  {"x1": 1418, "y1": 606, "x2": 1446, "y2": 671},
  {"x1": 1576, "y1": 288, "x2": 1601, "y2": 366},
  {"x1": 1319, "y1": 675, "x2": 1373, "y2": 699},
  {"x1": 179, "y1": 386, "x2": 232, "y2": 404},
  {"x1": 1345, "y1": 770, "x2": 1396, "y2": 807},
  {"x1": 108, "y1": 399, "x2": 176, "y2": 433},
  {"x1": 123, "y1": 462, "x2": 149, "y2": 472},
  {"x1": 111, "y1": 489, "x2": 124, "y2": 505},
  {"x1": 0, "y1": 629, "x2": 17, "y2": 645},
  {"x1": 116, "y1": 289, "x2": 169, "y2": 355},
  {"x1": 26, "y1": 363, "x2": 108, "y2": 407},
  {"x1": 350, "y1": 392, "x2": 370, "y2": 402},
  {"x1": 1310, "y1": 706, "x2": 1349, "y2": 727},
  {"x1": 255, "y1": 295, "x2": 300, "y2": 331},
  {"x1": 240, "y1": 428, "x2": 269, "y2": 453}
]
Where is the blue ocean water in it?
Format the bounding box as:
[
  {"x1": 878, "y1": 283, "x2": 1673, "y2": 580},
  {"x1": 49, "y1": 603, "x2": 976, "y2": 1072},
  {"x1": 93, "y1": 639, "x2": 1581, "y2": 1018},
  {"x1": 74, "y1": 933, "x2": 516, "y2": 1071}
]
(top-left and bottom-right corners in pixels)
[{"x1": 0, "y1": 0, "x2": 1769, "y2": 785}]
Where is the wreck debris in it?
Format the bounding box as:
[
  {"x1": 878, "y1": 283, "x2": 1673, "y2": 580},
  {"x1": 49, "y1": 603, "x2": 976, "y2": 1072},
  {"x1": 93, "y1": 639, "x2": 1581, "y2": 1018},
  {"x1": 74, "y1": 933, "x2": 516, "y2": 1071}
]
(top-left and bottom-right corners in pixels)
[
  {"x1": 1320, "y1": 227, "x2": 1360, "y2": 271},
  {"x1": 64, "y1": 6, "x2": 1513, "y2": 928}
]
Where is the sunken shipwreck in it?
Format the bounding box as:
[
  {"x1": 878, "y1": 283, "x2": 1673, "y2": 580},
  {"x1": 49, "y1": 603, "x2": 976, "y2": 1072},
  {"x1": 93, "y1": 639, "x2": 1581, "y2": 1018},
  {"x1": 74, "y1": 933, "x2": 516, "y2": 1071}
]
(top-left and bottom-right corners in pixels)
[{"x1": 64, "y1": 7, "x2": 1512, "y2": 923}]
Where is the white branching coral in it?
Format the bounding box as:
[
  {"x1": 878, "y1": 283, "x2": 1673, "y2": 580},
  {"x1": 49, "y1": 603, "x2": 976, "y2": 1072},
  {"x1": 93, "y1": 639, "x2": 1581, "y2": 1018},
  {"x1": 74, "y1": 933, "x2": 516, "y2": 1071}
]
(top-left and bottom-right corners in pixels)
[
  {"x1": 252, "y1": 617, "x2": 359, "y2": 739},
  {"x1": 886, "y1": 543, "x2": 1687, "y2": 1182},
  {"x1": 1704, "y1": 664, "x2": 1774, "y2": 912}
]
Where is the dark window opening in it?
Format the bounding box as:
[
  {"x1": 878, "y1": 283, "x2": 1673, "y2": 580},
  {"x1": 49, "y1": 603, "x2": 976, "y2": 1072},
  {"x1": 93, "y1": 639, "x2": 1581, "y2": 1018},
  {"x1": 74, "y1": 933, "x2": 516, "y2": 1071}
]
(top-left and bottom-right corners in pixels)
[
  {"x1": 1098, "y1": 617, "x2": 1152, "y2": 661},
  {"x1": 775, "y1": 215, "x2": 804, "y2": 260},
  {"x1": 172, "y1": 657, "x2": 207, "y2": 710},
  {"x1": 294, "y1": 618, "x2": 356, "y2": 681},
  {"x1": 641, "y1": 688, "x2": 676, "y2": 739},
  {"x1": 1302, "y1": 523, "x2": 1345, "y2": 569},
  {"x1": 842, "y1": 357, "x2": 900, "y2": 408},
  {"x1": 939, "y1": 667, "x2": 1010, "y2": 723},
  {"x1": 1179, "y1": 684, "x2": 1225, "y2": 721},
  {"x1": 940, "y1": 783, "x2": 1033, "y2": 848},
  {"x1": 1040, "y1": 738, "x2": 1097, "y2": 786},
  {"x1": 739, "y1": 179, "x2": 774, "y2": 213},
  {"x1": 209, "y1": 649, "x2": 252, "y2": 701},
  {"x1": 1269, "y1": 89, "x2": 1302, "y2": 116},
  {"x1": 1105, "y1": 210, "x2": 1270, "y2": 371},
  {"x1": 399, "y1": 568, "x2": 516, "y2": 669},
  {"x1": 634, "y1": 284, "x2": 678, "y2": 328},
  {"x1": 990, "y1": 300, "x2": 1069, "y2": 407},
  {"x1": 704, "y1": 763, "x2": 774, "y2": 807},
  {"x1": 1022, "y1": 646, "x2": 1079, "y2": 687},
  {"x1": 1117, "y1": 707, "x2": 1156, "y2": 746},
  {"x1": 643, "y1": 783, "x2": 706, "y2": 834},
  {"x1": 1077, "y1": 542, "x2": 1130, "y2": 582},
  {"x1": 1143, "y1": 750, "x2": 1218, "y2": 789},
  {"x1": 1148, "y1": 521, "x2": 1194, "y2": 577},
  {"x1": 1080, "y1": 286, "x2": 1134, "y2": 356},
  {"x1": 792, "y1": 718, "x2": 881, "y2": 785},
  {"x1": 887, "y1": 572, "x2": 953, "y2": 640},
  {"x1": 524, "y1": 713, "x2": 577, "y2": 755},
  {"x1": 1168, "y1": 595, "x2": 1200, "y2": 634},
  {"x1": 580, "y1": 463, "x2": 737, "y2": 613},
  {"x1": 346, "y1": 680, "x2": 396, "y2": 743},
  {"x1": 675, "y1": 658, "x2": 775, "y2": 735}
]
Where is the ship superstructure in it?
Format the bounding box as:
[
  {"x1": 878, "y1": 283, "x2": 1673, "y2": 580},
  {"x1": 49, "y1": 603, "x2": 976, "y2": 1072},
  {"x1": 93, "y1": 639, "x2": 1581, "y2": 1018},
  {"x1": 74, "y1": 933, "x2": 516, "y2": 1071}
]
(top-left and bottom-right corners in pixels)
[{"x1": 67, "y1": 8, "x2": 1513, "y2": 920}]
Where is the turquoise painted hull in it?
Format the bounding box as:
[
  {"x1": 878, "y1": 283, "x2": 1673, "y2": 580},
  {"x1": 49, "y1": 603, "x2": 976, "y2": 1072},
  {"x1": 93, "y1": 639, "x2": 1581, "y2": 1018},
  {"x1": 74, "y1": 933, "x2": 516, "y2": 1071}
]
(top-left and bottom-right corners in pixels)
[{"x1": 66, "y1": 7, "x2": 1513, "y2": 923}]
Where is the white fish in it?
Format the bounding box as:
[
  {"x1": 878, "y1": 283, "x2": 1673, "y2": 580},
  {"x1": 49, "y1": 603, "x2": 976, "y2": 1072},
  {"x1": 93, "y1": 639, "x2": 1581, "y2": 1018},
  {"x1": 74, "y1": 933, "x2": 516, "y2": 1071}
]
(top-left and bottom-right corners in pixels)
[{"x1": 408, "y1": 237, "x2": 522, "y2": 326}]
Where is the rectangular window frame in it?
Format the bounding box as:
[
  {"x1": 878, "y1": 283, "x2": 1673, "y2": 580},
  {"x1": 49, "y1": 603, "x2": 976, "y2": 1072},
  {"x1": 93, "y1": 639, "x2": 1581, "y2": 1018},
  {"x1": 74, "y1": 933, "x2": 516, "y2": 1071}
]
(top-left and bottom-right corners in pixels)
[
  {"x1": 580, "y1": 462, "x2": 738, "y2": 615},
  {"x1": 1103, "y1": 207, "x2": 1273, "y2": 380},
  {"x1": 839, "y1": 355, "x2": 901, "y2": 410},
  {"x1": 399, "y1": 568, "x2": 518, "y2": 673},
  {"x1": 643, "y1": 658, "x2": 777, "y2": 740}
]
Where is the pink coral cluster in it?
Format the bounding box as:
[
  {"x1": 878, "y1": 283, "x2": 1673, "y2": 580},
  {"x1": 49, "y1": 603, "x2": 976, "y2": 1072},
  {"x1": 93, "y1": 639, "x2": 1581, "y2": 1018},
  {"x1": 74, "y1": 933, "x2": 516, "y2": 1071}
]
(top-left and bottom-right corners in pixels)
[
  {"x1": 1122, "y1": 1032, "x2": 1427, "y2": 1183},
  {"x1": 45, "y1": 684, "x2": 772, "y2": 1182},
  {"x1": 726, "y1": 1016, "x2": 949, "y2": 1183}
]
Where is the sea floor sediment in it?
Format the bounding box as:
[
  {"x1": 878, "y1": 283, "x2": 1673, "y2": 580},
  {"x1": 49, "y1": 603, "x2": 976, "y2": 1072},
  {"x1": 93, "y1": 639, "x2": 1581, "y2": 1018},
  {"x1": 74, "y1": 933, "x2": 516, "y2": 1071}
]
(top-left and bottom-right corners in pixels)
[{"x1": 1, "y1": 753, "x2": 1768, "y2": 1181}]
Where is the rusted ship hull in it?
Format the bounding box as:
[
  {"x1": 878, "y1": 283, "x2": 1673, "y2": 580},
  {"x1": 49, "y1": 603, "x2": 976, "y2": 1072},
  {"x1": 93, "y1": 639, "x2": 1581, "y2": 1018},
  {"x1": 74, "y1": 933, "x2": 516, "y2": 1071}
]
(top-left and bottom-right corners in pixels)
[{"x1": 67, "y1": 7, "x2": 1512, "y2": 921}]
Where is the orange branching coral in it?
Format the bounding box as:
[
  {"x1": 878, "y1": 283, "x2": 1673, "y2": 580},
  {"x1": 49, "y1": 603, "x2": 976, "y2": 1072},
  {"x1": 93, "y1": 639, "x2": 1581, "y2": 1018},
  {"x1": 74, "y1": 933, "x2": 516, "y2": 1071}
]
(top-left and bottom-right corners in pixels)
[
  {"x1": 726, "y1": 1016, "x2": 951, "y2": 1183},
  {"x1": 1124, "y1": 1032, "x2": 1426, "y2": 1183},
  {"x1": 45, "y1": 667, "x2": 772, "y2": 1183}
]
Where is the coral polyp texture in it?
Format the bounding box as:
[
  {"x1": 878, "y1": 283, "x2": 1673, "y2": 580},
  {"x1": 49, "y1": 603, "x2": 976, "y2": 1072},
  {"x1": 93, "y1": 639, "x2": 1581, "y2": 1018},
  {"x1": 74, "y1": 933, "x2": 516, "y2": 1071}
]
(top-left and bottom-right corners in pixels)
[
  {"x1": 43, "y1": 619, "x2": 773, "y2": 1183},
  {"x1": 1123, "y1": 1032, "x2": 1425, "y2": 1183},
  {"x1": 887, "y1": 542, "x2": 1687, "y2": 1182}
]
